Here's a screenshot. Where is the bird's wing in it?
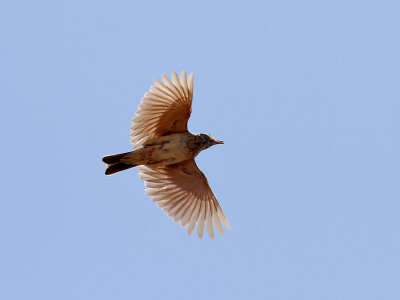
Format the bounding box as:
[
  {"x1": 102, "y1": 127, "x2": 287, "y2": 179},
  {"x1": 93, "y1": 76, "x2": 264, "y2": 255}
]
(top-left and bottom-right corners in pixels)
[
  {"x1": 130, "y1": 71, "x2": 194, "y2": 148},
  {"x1": 138, "y1": 159, "x2": 231, "y2": 238}
]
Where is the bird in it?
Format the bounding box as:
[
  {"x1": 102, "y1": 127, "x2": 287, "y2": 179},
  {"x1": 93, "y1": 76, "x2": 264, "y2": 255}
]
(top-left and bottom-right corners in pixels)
[{"x1": 102, "y1": 71, "x2": 231, "y2": 239}]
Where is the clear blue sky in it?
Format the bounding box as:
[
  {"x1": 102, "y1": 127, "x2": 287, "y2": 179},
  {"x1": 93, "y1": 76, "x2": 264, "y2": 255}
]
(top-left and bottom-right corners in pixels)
[{"x1": 1, "y1": 1, "x2": 399, "y2": 299}]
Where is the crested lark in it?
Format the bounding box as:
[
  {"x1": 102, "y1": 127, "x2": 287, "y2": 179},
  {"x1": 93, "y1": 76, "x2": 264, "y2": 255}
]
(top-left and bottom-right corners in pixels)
[{"x1": 102, "y1": 71, "x2": 230, "y2": 238}]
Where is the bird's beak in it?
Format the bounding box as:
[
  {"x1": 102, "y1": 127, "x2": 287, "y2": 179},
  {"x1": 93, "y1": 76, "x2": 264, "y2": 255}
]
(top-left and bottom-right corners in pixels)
[{"x1": 215, "y1": 140, "x2": 224, "y2": 144}]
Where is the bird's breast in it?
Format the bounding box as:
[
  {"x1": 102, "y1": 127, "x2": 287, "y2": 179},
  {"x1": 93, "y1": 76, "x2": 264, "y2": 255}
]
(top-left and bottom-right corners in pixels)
[{"x1": 143, "y1": 133, "x2": 195, "y2": 166}]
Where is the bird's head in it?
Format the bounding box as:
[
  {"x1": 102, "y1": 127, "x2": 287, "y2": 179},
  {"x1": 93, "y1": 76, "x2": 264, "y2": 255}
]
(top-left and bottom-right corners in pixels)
[{"x1": 196, "y1": 133, "x2": 224, "y2": 151}]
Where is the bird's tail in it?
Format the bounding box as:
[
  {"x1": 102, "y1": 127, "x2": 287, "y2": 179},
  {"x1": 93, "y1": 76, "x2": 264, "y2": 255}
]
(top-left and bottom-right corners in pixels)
[{"x1": 102, "y1": 148, "x2": 147, "y2": 175}]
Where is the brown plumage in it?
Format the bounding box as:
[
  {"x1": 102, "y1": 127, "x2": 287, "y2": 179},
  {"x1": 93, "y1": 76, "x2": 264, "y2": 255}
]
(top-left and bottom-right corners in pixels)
[{"x1": 102, "y1": 71, "x2": 230, "y2": 238}]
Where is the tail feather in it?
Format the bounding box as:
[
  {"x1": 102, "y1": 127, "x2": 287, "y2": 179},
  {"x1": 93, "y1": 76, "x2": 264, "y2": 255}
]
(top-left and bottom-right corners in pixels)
[
  {"x1": 102, "y1": 149, "x2": 147, "y2": 176},
  {"x1": 105, "y1": 162, "x2": 135, "y2": 175},
  {"x1": 102, "y1": 152, "x2": 130, "y2": 164}
]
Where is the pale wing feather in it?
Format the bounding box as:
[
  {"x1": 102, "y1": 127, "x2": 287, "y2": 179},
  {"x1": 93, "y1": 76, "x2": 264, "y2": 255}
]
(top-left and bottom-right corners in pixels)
[
  {"x1": 180, "y1": 72, "x2": 189, "y2": 99},
  {"x1": 197, "y1": 201, "x2": 205, "y2": 238},
  {"x1": 153, "y1": 79, "x2": 177, "y2": 100},
  {"x1": 161, "y1": 75, "x2": 184, "y2": 100},
  {"x1": 172, "y1": 72, "x2": 186, "y2": 99},
  {"x1": 218, "y1": 205, "x2": 232, "y2": 229},
  {"x1": 130, "y1": 71, "x2": 193, "y2": 148},
  {"x1": 187, "y1": 73, "x2": 194, "y2": 96},
  {"x1": 188, "y1": 200, "x2": 201, "y2": 236},
  {"x1": 212, "y1": 199, "x2": 224, "y2": 235},
  {"x1": 175, "y1": 199, "x2": 192, "y2": 223},
  {"x1": 138, "y1": 160, "x2": 230, "y2": 239},
  {"x1": 181, "y1": 199, "x2": 198, "y2": 227},
  {"x1": 206, "y1": 200, "x2": 214, "y2": 239}
]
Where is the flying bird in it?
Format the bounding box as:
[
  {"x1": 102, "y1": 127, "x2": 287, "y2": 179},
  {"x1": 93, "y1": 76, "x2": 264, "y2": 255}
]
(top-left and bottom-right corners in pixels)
[{"x1": 102, "y1": 71, "x2": 230, "y2": 238}]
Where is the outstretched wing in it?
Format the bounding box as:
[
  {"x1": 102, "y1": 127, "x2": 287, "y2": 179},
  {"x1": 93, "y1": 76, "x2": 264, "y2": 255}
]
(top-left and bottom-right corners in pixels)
[
  {"x1": 130, "y1": 71, "x2": 194, "y2": 149},
  {"x1": 138, "y1": 159, "x2": 231, "y2": 238}
]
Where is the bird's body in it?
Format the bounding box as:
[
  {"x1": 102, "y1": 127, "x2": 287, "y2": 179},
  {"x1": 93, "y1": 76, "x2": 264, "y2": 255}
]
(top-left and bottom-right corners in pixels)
[
  {"x1": 104, "y1": 132, "x2": 224, "y2": 172},
  {"x1": 102, "y1": 71, "x2": 230, "y2": 238},
  {"x1": 140, "y1": 132, "x2": 196, "y2": 166}
]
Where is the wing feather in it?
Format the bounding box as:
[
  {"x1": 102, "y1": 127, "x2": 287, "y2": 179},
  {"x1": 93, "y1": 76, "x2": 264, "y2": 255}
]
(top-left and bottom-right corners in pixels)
[
  {"x1": 138, "y1": 160, "x2": 230, "y2": 238},
  {"x1": 180, "y1": 72, "x2": 189, "y2": 99},
  {"x1": 181, "y1": 199, "x2": 197, "y2": 227},
  {"x1": 188, "y1": 200, "x2": 200, "y2": 236},
  {"x1": 205, "y1": 200, "x2": 214, "y2": 239},
  {"x1": 212, "y1": 198, "x2": 224, "y2": 235},
  {"x1": 130, "y1": 71, "x2": 193, "y2": 148},
  {"x1": 196, "y1": 200, "x2": 205, "y2": 238}
]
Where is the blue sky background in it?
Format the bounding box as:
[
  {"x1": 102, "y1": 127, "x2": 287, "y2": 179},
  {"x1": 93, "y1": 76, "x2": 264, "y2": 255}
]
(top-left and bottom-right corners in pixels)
[{"x1": 1, "y1": 0, "x2": 399, "y2": 299}]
